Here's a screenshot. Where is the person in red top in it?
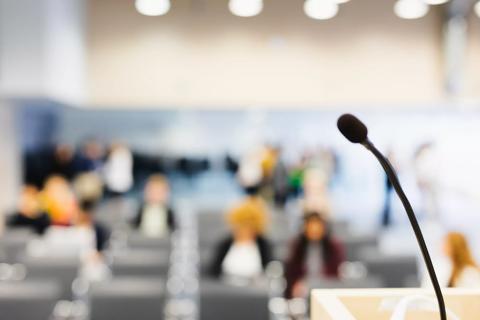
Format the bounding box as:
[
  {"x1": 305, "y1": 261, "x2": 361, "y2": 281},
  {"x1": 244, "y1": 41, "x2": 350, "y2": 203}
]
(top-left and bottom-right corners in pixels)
[{"x1": 284, "y1": 212, "x2": 344, "y2": 299}]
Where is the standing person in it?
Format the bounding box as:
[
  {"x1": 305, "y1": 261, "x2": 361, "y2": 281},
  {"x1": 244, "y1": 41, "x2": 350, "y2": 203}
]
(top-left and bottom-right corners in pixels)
[
  {"x1": 381, "y1": 149, "x2": 397, "y2": 227},
  {"x1": 444, "y1": 232, "x2": 480, "y2": 288},
  {"x1": 209, "y1": 198, "x2": 272, "y2": 284},
  {"x1": 284, "y1": 212, "x2": 344, "y2": 299},
  {"x1": 132, "y1": 174, "x2": 175, "y2": 237},
  {"x1": 272, "y1": 146, "x2": 290, "y2": 209},
  {"x1": 8, "y1": 185, "x2": 51, "y2": 234},
  {"x1": 103, "y1": 143, "x2": 134, "y2": 197},
  {"x1": 414, "y1": 142, "x2": 439, "y2": 219},
  {"x1": 301, "y1": 168, "x2": 332, "y2": 218}
]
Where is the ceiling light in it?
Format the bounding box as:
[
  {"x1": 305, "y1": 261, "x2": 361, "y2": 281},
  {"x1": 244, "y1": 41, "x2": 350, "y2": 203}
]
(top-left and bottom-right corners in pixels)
[
  {"x1": 423, "y1": 0, "x2": 449, "y2": 4},
  {"x1": 394, "y1": 0, "x2": 429, "y2": 19},
  {"x1": 135, "y1": 0, "x2": 171, "y2": 16},
  {"x1": 229, "y1": 0, "x2": 263, "y2": 17},
  {"x1": 475, "y1": 1, "x2": 480, "y2": 18},
  {"x1": 304, "y1": 0, "x2": 339, "y2": 20}
]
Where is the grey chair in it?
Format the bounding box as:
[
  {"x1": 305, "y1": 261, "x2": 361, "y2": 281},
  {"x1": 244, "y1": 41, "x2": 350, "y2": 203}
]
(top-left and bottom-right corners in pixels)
[
  {"x1": 198, "y1": 212, "x2": 228, "y2": 247},
  {"x1": 111, "y1": 250, "x2": 170, "y2": 277},
  {"x1": 0, "y1": 228, "x2": 37, "y2": 263},
  {"x1": 20, "y1": 254, "x2": 79, "y2": 300},
  {"x1": 200, "y1": 280, "x2": 269, "y2": 320},
  {"x1": 340, "y1": 233, "x2": 378, "y2": 261},
  {"x1": 361, "y1": 250, "x2": 418, "y2": 287},
  {"x1": 308, "y1": 276, "x2": 384, "y2": 290},
  {"x1": 90, "y1": 277, "x2": 165, "y2": 320},
  {"x1": 0, "y1": 280, "x2": 61, "y2": 320},
  {"x1": 127, "y1": 232, "x2": 171, "y2": 251}
]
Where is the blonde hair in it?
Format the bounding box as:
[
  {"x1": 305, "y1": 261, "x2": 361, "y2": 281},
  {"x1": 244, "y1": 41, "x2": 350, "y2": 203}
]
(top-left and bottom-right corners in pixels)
[
  {"x1": 227, "y1": 197, "x2": 268, "y2": 235},
  {"x1": 446, "y1": 232, "x2": 478, "y2": 287},
  {"x1": 146, "y1": 174, "x2": 168, "y2": 188}
]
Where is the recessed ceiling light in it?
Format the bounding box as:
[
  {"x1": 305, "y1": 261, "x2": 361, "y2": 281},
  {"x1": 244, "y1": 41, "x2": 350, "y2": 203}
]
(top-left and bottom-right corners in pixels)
[
  {"x1": 135, "y1": 0, "x2": 171, "y2": 16},
  {"x1": 304, "y1": 0, "x2": 339, "y2": 20},
  {"x1": 394, "y1": 0, "x2": 429, "y2": 19},
  {"x1": 229, "y1": 0, "x2": 263, "y2": 17}
]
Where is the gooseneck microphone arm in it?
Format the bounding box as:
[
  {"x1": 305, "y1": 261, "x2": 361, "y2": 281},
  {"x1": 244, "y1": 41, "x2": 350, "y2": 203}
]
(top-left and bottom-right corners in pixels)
[{"x1": 362, "y1": 138, "x2": 447, "y2": 320}]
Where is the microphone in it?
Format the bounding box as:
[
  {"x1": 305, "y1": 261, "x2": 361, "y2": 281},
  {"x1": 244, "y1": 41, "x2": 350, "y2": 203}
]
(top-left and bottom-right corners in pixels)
[{"x1": 337, "y1": 113, "x2": 447, "y2": 320}]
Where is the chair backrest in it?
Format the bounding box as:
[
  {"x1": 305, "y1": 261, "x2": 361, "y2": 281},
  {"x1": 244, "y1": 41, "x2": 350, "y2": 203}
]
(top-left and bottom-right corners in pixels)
[
  {"x1": 20, "y1": 254, "x2": 79, "y2": 300},
  {"x1": 361, "y1": 251, "x2": 418, "y2": 288},
  {"x1": 0, "y1": 228, "x2": 37, "y2": 263},
  {"x1": 200, "y1": 280, "x2": 270, "y2": 320},
  {"x1": 127, "y1": 232, "x2": 171, "y2": 251},
  {"x1": 308, "y1": 276, "x2": 384, "y2": 290},
  {"x1": 0, "y1": 280, "x2": 61, "y2": 320},
  {"x1": 198, "y1": 212, "x2": 229, "y2": 246},
  {"x1": 340, "y1": 233, "x2": 378, "y2": 261},
  {"x1": 90, "y1": 277, "x2": 165, "y2": 320},
  {"x1": 112, "y1": 250, "x2": 170, "y2": 277}
]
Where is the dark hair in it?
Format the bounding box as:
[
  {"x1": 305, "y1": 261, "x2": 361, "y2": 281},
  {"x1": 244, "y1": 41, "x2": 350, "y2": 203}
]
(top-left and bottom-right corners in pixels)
[
  {"x1": 244, "y1": 184, "x2": 260, "y2": 196},
  {"x1": 79, "y1": 199, "x2": 97, "y2": 214},
  {"x1": 303, "y1": 211, "x2": 328, "y2": 225}
]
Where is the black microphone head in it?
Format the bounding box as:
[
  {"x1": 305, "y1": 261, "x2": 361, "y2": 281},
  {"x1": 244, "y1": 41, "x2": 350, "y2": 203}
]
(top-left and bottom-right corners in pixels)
[{"x1": 337, "y1": 114, "x2": 368, "y2": 143}]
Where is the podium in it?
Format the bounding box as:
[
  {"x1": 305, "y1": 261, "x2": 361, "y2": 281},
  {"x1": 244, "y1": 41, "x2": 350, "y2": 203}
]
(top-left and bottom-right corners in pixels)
[{"x1": 311, "y1": 288, "x2": 480, "y2": 320}]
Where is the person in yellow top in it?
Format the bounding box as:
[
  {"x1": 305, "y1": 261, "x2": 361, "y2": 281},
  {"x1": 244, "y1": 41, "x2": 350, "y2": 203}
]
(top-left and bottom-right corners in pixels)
[{"x1": 41, "y1": 175, "x2": 78, "y2": 226}]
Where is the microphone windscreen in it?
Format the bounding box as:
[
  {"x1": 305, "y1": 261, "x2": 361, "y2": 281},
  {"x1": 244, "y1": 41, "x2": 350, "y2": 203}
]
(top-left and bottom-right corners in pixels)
[{"x1": 337, "y1": 114, "x2": 368, "y2": 143}]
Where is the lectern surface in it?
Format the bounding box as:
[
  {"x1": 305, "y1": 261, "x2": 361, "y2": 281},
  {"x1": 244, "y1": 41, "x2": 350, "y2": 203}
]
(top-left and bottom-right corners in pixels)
[{"x1": 311, "y1": 288, "x2": 480, "y2": 320}]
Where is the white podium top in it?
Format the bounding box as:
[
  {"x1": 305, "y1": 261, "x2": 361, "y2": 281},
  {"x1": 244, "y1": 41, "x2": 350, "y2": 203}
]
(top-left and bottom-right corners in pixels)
[{"x1": 311, "y1": 288, "x2": 480, "y2": 320}]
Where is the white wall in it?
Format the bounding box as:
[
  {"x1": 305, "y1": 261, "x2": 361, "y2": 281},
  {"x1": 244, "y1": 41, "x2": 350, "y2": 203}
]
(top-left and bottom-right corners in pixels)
[
  {"x1": 0, "y1": 0, "x2": 86, "y2": 105},
  {"x1": 87, "y1": 0, "x2": 446, "y2": 108},
  {"x1": 0, "y1": 103, "x2": 20, "y2": 218}
]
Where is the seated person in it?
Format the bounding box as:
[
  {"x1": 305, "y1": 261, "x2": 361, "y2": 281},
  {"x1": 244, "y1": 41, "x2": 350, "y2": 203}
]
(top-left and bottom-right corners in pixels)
[
  {"x1": 41, "y1": 175, "x2": 78, "y2": 226},
  {"x1": 74, "y1": 200, "x2": 111, "y2": 281},
  {"x1": 284, "y1": 212, "x2": 344, "y2": 299},
  {"x1": 75, "y1": 200, "x2": 110, "y2": 254},
  {"x1": 444, "y1": 232, "x2": 480, "y2": 288},
  {"x1": 132, "y1": 174, "x2": 175, "y2": 237},
  {"x1": 209, "y1": 199, "x2": 272, "y2": 284},
  {"x1": 8, "y1": 185, "x2": 51, "y2": 234}
]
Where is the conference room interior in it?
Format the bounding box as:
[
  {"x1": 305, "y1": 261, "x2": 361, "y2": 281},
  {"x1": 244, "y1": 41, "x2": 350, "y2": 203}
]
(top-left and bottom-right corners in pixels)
[{"x1": 1, "y1": 0, "x2": 480, "y2": 319}]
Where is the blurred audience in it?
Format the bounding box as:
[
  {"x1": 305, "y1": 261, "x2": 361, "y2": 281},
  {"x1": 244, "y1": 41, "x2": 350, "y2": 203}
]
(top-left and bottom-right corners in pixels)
[
  {"x1": 414, "y1": 142, "x2": 440, "y2": 219},
  {"x1": 209, "y1": 196, "x2": 272, "y2": 284},
  {"x1": 51, "y1": 144, "x2": 77, "y2": 181},
  {"x1": 381, "y1": 149, "x2": 398, "y2": 227},
  {"x1": 271, "y1": 146, "x2": 289, "y2": 208},
  {"x1": 73, "y1": 172, "x2": 104, "y2": 203},
  {"x1": 301, "y1": 168, "x2": 332, "y2": 217},
  {"x1": 132, "y1": 174, "x2": 176, "y2": 237},
  {"x1": 237, "y1": 149, "x2": 263, "y2": 195},
  {"x1": 75, "y1": 200, "x2": 110, "y2": 254},
  {"x1": 444, "y1": 232, "x2": 480, "y2": 288},
  {"x1": 77, "y1": 139, "x2": 105, "y2": 173},
  {"x1": 73, "y1": 200, "x2": 111, "y2": 282},
  {"x1": 41, "y1": 175, "x2": 78, "y2": 226},
  {"x1": 104, "y1": 143, "x2": 134, "y2": 196},
  {"x1": 7, "y1": 185, "x2": 51, "y2": 234},
  {"x1": 284, "y1": 212, "x2": 344, "y2": 299}
]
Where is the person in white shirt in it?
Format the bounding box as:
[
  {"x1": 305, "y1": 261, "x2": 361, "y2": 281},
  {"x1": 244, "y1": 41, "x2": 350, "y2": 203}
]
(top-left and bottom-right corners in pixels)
[
  {"x1": 209, "y1": 197, "x2": 272, "y2": 284},
  {"x1": 132, "y1": 174, "x2": 175, "y2": 237},
  {"x1": 444, "y1": 232, "x2": 480, "y2": 288},
  {"x1": 103, "y1": 143, "x2": 133, "y2": 196}
]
